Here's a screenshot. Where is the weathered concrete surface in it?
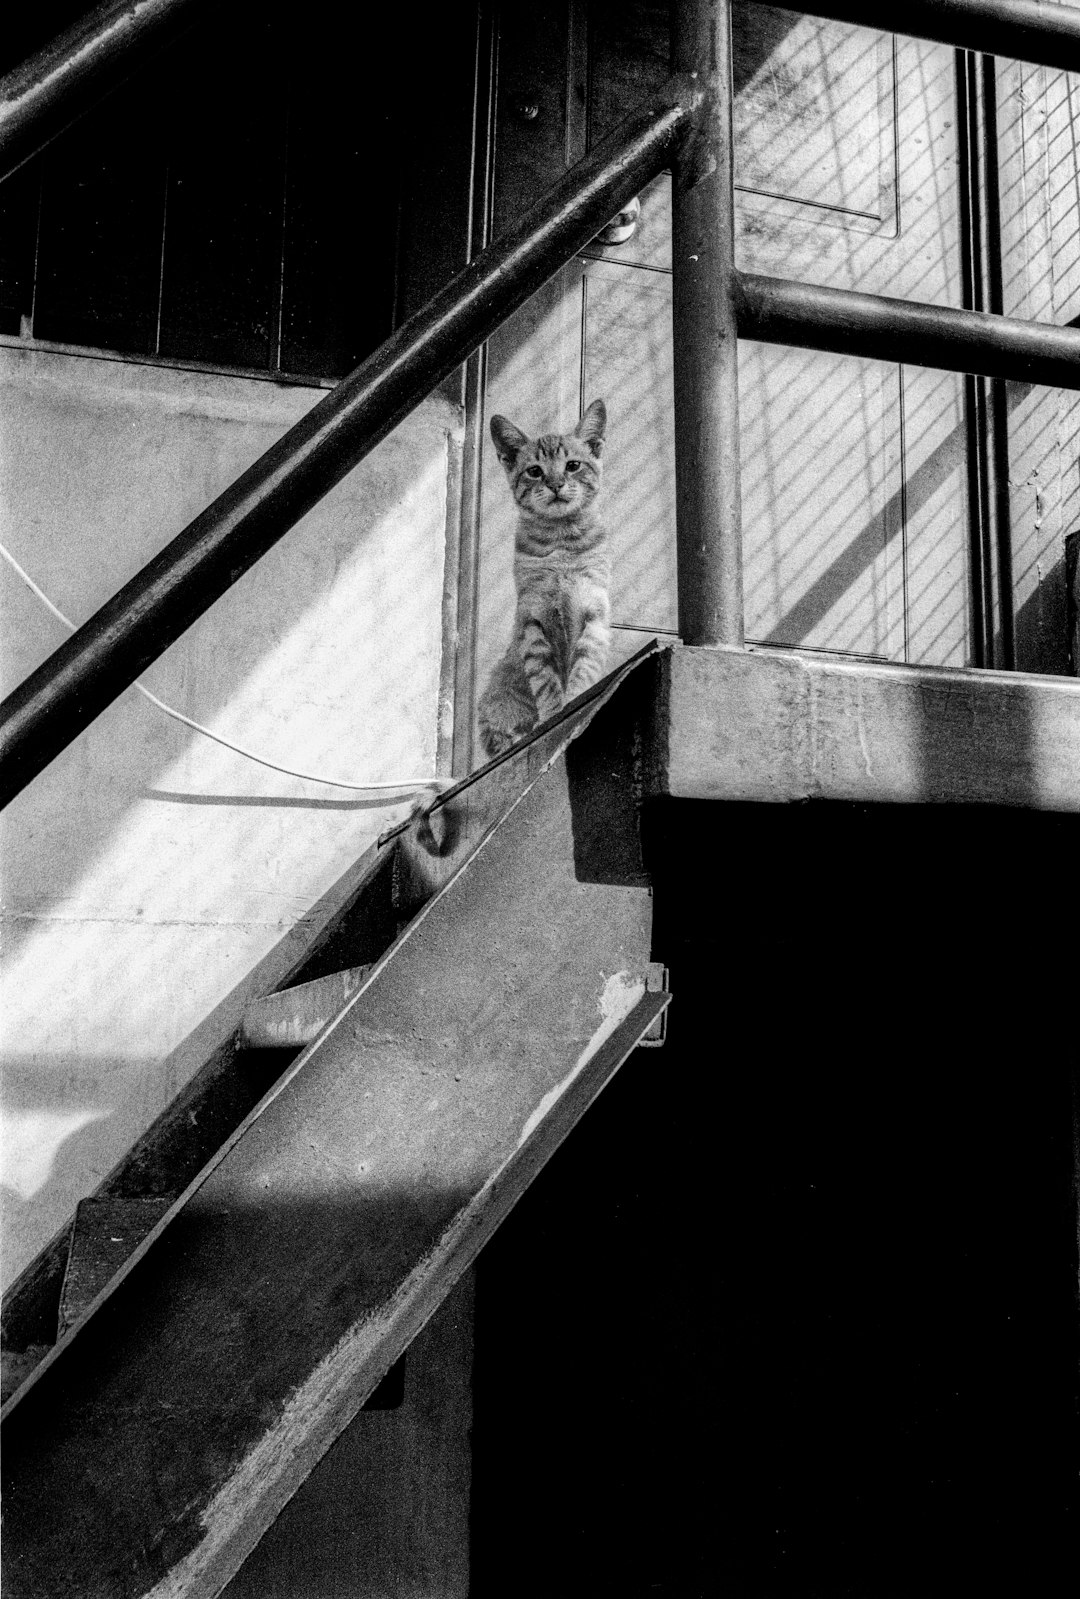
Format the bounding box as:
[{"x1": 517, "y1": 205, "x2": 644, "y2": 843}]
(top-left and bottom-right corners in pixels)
[
  {"x1": 222, "y1": 1275, "x2": 473, "y2": 1599},
  {"x1": 657, "y1": 643, "x2": 1080, "y2": 808},
  {"x1": 0, "y1": 345, "x2": 458, "y2": 1288}
]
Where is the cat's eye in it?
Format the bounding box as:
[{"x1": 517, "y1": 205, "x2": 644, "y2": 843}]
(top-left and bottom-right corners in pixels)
[
  {"x1": 566, "y1": 460, "x2": 581, "y2": 472},
  {"x1": 525, "y1": 465, "x2": 543, "y2": 478}
]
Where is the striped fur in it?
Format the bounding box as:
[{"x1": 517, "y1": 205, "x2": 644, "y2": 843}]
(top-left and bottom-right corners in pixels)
[{"x1": 478, "y1": 399, "x2": 611, "y2": 759}]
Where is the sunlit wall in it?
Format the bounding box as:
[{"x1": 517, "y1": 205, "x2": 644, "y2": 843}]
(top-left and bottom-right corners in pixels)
[{"x1": 0, "y1": 348, "x2": 454, "y2": 1286}]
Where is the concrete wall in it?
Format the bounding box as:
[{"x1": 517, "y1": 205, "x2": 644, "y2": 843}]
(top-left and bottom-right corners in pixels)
[{"x1": 0, "y1": 345, "x2": 457, "y2": 1289}]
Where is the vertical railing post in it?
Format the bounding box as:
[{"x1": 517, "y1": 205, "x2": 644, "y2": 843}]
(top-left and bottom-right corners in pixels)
[{"x1": 671, "y1": 0, "x2": 744, "y2": 646}]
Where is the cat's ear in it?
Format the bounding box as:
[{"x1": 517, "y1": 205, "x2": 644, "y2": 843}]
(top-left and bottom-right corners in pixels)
[
  {"x1": 490, "y1": 414, "x2": 528, "y2": 469},
  {"x1": 574, "y1": 398, "x2": 606, "y2": 457}
]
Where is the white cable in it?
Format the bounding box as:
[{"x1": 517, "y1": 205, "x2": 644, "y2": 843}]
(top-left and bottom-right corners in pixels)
[{"x1": 1, "y1": 540, "x2": 449, "y2": 795}]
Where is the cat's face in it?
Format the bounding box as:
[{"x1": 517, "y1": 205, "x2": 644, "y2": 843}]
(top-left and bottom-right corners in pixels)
[{"x1": 490, "y1": 399, "x2": 605, "y2": 522}]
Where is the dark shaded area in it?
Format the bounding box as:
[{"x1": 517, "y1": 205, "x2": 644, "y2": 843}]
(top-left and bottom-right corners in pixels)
[
  {"x1": 154, "y1": 17, "x2": 288, "y2": 370},
  {"x1": 565, "y1": 669, "x2": 652, "y2": 887},
  {"x1": 0, "y1": 2, "x2": 477, "y2": 375},
  {"x1": 32, "y1": 62, "x2": 169, "y2": 354},
  {"x1": 473, "y1": 798, "x2": 1078, "y2": 1597},
  {"x1": 0, "y1": 2, "x2": 106, "y2": 74},
  {"x1": 0, "y1": 157, "x2": 39, "y2": 333},
  {"x1": 1014, "y1": 548, "x2": 1072, "y2": 677}
]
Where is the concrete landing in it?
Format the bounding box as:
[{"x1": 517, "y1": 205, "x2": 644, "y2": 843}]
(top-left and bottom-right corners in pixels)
[{"x1": 654, "y1": 644, "x2": 1080, "y2": 810}]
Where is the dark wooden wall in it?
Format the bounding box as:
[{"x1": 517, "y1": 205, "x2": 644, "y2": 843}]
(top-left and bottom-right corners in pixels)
[{"x1": 0, "y1": 2, "x2": 479, "y2": 378}]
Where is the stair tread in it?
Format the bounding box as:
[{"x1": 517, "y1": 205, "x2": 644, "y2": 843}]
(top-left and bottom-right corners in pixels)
[
  {"x1": 240, "y1": 965, "x2": 372, "y2": 1050},
  {"x1": 57, "y1": 1198, "x2": 175, "y2": 1338}
]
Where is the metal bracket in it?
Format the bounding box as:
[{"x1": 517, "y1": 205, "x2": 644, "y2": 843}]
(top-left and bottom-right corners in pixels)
[{"x1": 639, "y1": 962, "x2": 669, "y2": 1047}]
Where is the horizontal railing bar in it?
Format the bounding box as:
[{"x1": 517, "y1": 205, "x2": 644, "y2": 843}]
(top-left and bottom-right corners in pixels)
[
  {"x1": 799, "y1": 0, "x2": 1080, "y2": 71},
  {"x1": 736, "y1": 271, "x2": 1080, "y2": 389},
  {"x1": 0, "y1": 0, "x2": 208, "y2": 185},
  {"x1": 0, "y1": 80, "x2": 698, "y2": 810}
]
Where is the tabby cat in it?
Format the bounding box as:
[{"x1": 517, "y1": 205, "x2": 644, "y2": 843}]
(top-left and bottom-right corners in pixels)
[{"x1": 477, "y1": 398, "x2": 611, "y2": 758}]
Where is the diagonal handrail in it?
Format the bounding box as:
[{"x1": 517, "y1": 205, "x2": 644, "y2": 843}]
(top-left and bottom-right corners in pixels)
[{"x1": 0, "y1": 0, "x2": 209, "y2": 184}]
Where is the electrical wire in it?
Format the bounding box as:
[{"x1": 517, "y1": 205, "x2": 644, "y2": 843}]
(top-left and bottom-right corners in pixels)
[{"x1": 0, "y1": 539, "x2": 448, "y2": 795}]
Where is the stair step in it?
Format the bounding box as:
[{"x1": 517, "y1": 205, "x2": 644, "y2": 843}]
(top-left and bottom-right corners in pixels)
[
  {"x1": 239, "y1": 965, "x2": 372, "y2": 1050},
  {"x1": 57, "y1": 1198, "x2": 175, "y2": 1337}
]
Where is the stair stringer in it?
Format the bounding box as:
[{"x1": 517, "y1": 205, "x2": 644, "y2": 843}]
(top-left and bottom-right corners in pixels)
[
  {"x1": 0, "y1": 659, "x2": 668, "y2": 1599},
  {"x1": 0, "y1": 640, "x2": 664, "y2": 1400}
]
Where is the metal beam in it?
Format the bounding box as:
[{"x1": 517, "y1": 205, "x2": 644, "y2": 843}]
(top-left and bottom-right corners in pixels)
[
  {"x1": 0, "y1": 81, "x2": 697, "y2": 811},
  {"x1": 655, "y1": 644, "x2": 1080, "y2": 810},
  {"x1": 0, "y1": 669, "x2": 666, "y2": 1599},
  {"x1": 671, "y1": 0, "x2": 744, "y2": 648},
  {"x1": 737, "y1": 271, "x2": 1080, "y2": 389},
  {"x1": 800, "y1": 0, "x2": 1080, "y2": 72},
  {"x1": 0, "y1": 0, "x2": 208, "y2": 184}
]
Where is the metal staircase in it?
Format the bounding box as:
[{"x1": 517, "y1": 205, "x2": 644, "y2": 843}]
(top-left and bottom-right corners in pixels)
[
  {"x1": 1, "y1": 645, "x2": 670, "y2": 1597},
  {"x1": 2, "y1": 3, "x2": 1080, "y2": 1595}
]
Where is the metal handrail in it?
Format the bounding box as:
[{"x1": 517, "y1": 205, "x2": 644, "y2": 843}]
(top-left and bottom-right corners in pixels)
[
  {"x1": 738, "y1": 273, "x2": 1080, "y2": 388},
  {"x1": 808, "y1": 0, "x2": 1080, "y2": 70},
  {"x1": 0, "y1": 0, "x2": 208, "y2": 184},
  {"x1": 6, "y1": 4, "x2": 1080, "y2": 807}
]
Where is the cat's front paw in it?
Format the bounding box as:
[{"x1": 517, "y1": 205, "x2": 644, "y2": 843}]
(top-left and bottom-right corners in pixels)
[
  {"x1": 533, "y1": 691, "x2": 564, "y2": 723},
  {"x1": 565, "y1": 669, "x2": 600, "y2": 701},
  {"x1": 480, "y1": 726, "x2": 515, "y2": 758}
]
